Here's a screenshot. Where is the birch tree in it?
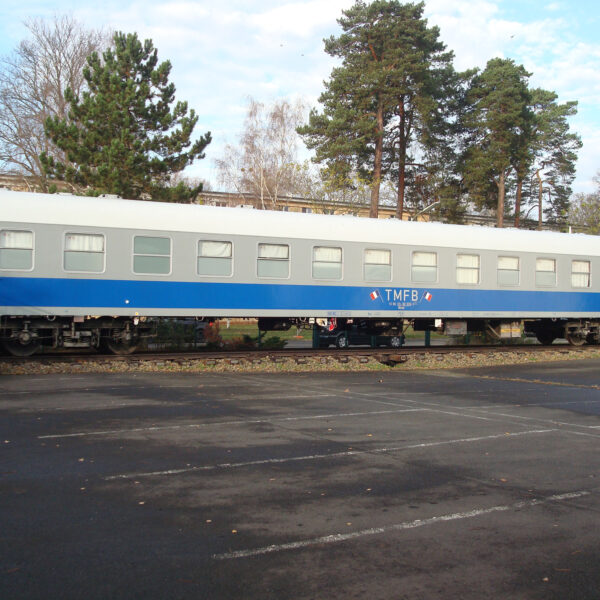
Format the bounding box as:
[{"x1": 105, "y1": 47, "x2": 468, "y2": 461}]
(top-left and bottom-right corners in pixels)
[
  {"x1": 215, "y1": 98, "x2": 305, "y2": 209},
  {"x1": 0, "y1": 16, "x2": 109, "y2": 190}
]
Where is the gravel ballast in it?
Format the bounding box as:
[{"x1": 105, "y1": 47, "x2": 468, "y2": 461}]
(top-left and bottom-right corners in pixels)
[{"x1": 2, "y1": 347, "x2": 600, "y2": 375}]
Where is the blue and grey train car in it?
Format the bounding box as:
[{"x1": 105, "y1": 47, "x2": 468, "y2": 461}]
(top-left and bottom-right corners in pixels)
[{"x1": 1, "y1": 189, "x2": 599, "y2": 355}]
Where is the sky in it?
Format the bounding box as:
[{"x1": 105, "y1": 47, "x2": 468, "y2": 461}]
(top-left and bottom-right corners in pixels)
[{"x1": 0, "y1": 0, "x2": 599, "y2": 195}]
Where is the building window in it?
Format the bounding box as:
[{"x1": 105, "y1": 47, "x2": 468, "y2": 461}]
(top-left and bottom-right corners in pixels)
[
  {"x1": 133, "y1": 236, "x2": 171, "y2": 274},
  {"x1": 301, "y1": 207, "x2": 312, "y2": 214},
  {"x1": 364, "y1": 249, "x2": 391, "y2": 281},
  {"x1": 0, "y1": 230, "x2": 33, "y2": 270},
  {"x1": 64, "y1": 233, "x2": 104, "y2": 272},
  {"x1": 257, "y1": 243, "x2": 289, "y2": 278},
  {"x1": 456, "y1": 254, "x2": 480, "y2": 285},
  {"x1": 498, "y1": 256, "x2": 519, "y2": 286},
  {"x1": 572, "y1": 260, "x2": 590, "y2": 288},
  {"x1": 313, "y1": 246, "x2": 342, "y2": 279},
  {"x1": 411, "y1": 251, "x2": 437, "y2": 283},
  {"x1": 536, "y1": 258, "x2": 556, "y2": 287},
  {"x1": 198, "y1": 240, "x2": 232, "y2": 277}
]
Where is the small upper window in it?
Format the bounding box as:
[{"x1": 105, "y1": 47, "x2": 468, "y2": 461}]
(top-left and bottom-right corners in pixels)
[
  {"x1": 64, "y1": 233, "x2": 104, "y2": 273},
  {"x1": 572, "y1": 260, "x2": 590, "y2": 288},
  {"x1": 257, "y1": 243, "x2": 289, "y2": 278},
  {"x1": 364, "y1": 249, "x2": 391, "y2": 281},
  {"x1": 456, "y1": 254, "x2": 480, "y2": 285},
  {"x1": 133, "y1": 236, "x2": 171, "y2": 274},
  {"x1": 411, "y1": 251, "x2": 437, "y2": 283},
  {"x1": 0, "y1": 230, "x2": 33, "y2": 270},
  {"x1": 198, "y1": 240, "x2": 232, "y2": 277},
  {"x1": 498, "y1": 256, "x2": 519, "y2": 286},
  {"x1": 313, "y1": 246, "x2": 342, "y2": 279},
  {"x1": 536, "y1": 258, "x2": 556, "y2": 287}
]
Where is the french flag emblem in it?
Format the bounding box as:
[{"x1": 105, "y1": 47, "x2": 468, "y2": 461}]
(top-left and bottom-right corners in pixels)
[
  {"x1": 370, "y1": 290, "x2": 380, "y2": 300},
  {"x1": 424, "y1": 292, "x2": 433, "y2": 302}
]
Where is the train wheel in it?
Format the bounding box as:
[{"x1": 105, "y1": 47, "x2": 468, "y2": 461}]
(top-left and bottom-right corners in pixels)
[
  {"x1": 535, "y1": 332, "x2": 556, "y2": 345},
  {"x1": 388, "y1": 336, "x2": 402, "y2": 348},
  {"x1": 566, "y1": 332, "x2": 586, "y2": 346},
  {"x1": 335, "y1": 333, "x2": 349, "y2": 349},
  {"x1": 101, "y1": 339, "x2": 139, "y2": 355},
  {"x1": 2, "y1": 339, "x2": 41, "y2": 357}
]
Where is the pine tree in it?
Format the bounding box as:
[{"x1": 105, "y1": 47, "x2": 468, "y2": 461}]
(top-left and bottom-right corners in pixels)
[
  {"x1": 298, "y1": 1, "x2": 456, "y2": 218},
  {"x1": 41, "y1": 32, "x2": 211, "y2": 201},
  {"x1": 461, "y1": 58, "x2": 532, "y2": 227},
  {"x1": 528, "y1": 89, "x2": 581, "y2": 225}
]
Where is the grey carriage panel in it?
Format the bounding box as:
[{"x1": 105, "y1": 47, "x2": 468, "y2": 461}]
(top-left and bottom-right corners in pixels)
[{"x1": 2, "y1": 220, "x2": 600, "y2": 299}]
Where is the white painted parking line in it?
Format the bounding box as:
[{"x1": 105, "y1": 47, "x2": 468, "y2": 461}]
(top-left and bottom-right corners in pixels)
[
  {"x1": 212, "y1": 490, "x2": 590, "y2": 560},
  {"x1": 454, "y1": 407, "x2": 600, "y2": 434},
  {"x1": 222, "y1": 393, "x2": 337, "y2": 401},
  {"x1": 104, "y1": 429, "x2": 556, "y2": 481},
  {"x1": 38, "y1": 407, "x2": 424, "y2": 439},
  {"x1": 0, "y1": 384, "x2": 218, "y2": 397},
  {"x1": 211, "y1": 376, "x2": 600, "y2": 442},
  {"x1": 459, "y1": 398, "x2": 600, "y2": 409},
  {"x1": 278, "y1": 380, "x2": 600, "y2": 435},
  {"x1": 467, "y1": 374, "x2": 600, "y2": 391}
]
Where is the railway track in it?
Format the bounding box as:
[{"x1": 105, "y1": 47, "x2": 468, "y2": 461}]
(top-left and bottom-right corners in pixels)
[{"x1": 1, "y1": 343, "x2": 596, "y2": 368}]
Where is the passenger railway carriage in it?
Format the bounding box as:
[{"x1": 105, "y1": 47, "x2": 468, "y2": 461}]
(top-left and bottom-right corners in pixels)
[{"x1": 1, "y1": 189, "x2": 599, "y2": 356}]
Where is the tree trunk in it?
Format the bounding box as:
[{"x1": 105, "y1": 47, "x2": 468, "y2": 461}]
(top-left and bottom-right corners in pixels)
[
  {"x1": 397, "y1": 167, "x2": 405, "y2": 220},
  {"x1": 496, "y1": 170, "x2": 505, "y2": 228},
  {"x1": 536, "y1": 169, "x2": 543, "y2": 229},
  {"x1": 514, "y1": 179, "x2": 522, "y2": 228},
  {"x1": 396, "y1": 98, "x2": 406, "y2": 220},
  {"x1": 370, "y1": 100, "x2": 384, "y2": 219}
]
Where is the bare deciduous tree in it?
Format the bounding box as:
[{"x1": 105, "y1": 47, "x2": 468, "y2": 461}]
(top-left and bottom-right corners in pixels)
[
  {"x1": 0, "y1": 15, "x2": 110, "y2": 190},
  {"x1": 291, "y1": 161, "x2": 377, "y2": 214},
  {"x1": 215, "y1": 97, "x2": 305, "y2": 209},
  {"x1": 569, "y1": 172, "x2": 600, "y2": 234}
]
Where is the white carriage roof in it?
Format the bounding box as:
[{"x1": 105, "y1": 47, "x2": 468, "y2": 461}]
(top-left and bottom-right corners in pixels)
[{"x1": 2, "y1": 189, "x2": 598, "y2": 256}]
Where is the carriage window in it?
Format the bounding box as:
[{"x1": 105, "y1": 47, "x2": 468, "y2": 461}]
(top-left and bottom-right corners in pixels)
[
  {"x1": 133, "y1": 236, "x2": 171, "y2": 274},
  {"x1": 498, "y1": 256, "x2": 519, "y2": 286},
  {"x1": 0, "y1": 230, "x2": 33, "y2": 270},
  {"x1": 313, "y1": 246, "x2": 342, "y2": 279},
  {"x1": 198, "y1": 240, "x2": 232, "y2": 277},
  {"x1": 572, "y1": 260, "x2": 590, "y2": 288},
  {"x1": 411, "y1": 251, "x2": 437, "y2": 283},
  {"x1": 536, "y1": 258, "x2": 556, "y2": 287},
  {"x1": 364, "y1": 249, "x2": 391, "y2": 281},
  {"x1": 456, "y1": 254, "x2": 480, "y2": 285},
  {"x1": 257, "y1": 243, "x2": 289, "y2": 278},
  {"x1": 64, "y1": 233, "x2": 104, "y2": 272}
]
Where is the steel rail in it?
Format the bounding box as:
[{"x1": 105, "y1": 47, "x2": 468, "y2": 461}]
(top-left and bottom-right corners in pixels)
[{"x1": 0, "y1": 343, "x2": 595, "y2": 367}]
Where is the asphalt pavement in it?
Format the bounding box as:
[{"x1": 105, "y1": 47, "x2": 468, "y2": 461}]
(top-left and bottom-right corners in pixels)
[{"x1": 2, "y1": 359, "x2": 600, "y2": 599}]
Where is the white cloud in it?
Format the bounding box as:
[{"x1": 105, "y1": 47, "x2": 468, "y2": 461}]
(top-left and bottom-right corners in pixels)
[
  {"x1": 249, "y1": 0, "x2": 353, "y2": 38},
  {"x1": 425, "y1": 2, "x2": 567, "y2": 71},
  {"x1": 424, "y1": 1, "x2": 599, "y2": 194},
  {"x1": 1, "y1": 0, "x2": 597, "y2": 192}
]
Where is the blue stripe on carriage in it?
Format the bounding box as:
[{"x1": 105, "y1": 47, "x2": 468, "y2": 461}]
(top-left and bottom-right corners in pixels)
[{"x1": 2, "y1": 277, "x2": 600, "y2": 313}]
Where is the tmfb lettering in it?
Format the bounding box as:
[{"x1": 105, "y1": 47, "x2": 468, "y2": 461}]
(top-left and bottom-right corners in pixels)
[{"x1": 385, "y1": 289, "x2": 419, "y2": 302}]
